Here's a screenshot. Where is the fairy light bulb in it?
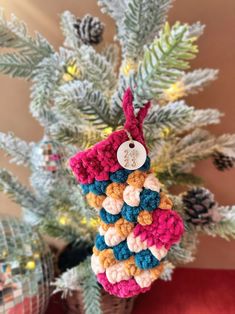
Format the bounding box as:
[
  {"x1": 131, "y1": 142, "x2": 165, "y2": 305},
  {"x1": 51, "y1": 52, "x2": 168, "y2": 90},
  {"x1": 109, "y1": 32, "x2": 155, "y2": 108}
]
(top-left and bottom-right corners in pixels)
[{"x1": 163, "y1": 81, "x2": 185, "y2": 102}]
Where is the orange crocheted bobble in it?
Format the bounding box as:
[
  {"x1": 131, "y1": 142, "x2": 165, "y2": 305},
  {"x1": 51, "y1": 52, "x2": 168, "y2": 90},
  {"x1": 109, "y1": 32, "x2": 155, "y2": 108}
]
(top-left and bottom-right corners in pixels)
[
  {"x1": 115, "y1": 218, "x2": 134, "y2": 238},
  {"x1": 106, "y1": 183, "x2": 126, "y2": 200},
  {"x1": 86, "y1": 193, "x2": 105, "y2": 210},
  {"x1": 127, "y1": 171, "x2": 147, "y2": 188},
  {"x1": 124, "y1": 256, "x2": 141, "y2": 277},
  {"x1": 100, "y1": 221, "x2": 113, "y2": 232},
  {"x1": 150, "y1": 263, "x2": 164, "y2": 279},
  {"x1": 137, "y1": 210, "x2": 153, "y2": 226},
  {"x1": 99, "y1": 249, "x2": 116, "y2": 269},
  {"x1": 93, "y1": 246, "x2": 100, "y2": 256},
  {"x1": 159, "y1": 192, "x2": 173, "y2": 210}
]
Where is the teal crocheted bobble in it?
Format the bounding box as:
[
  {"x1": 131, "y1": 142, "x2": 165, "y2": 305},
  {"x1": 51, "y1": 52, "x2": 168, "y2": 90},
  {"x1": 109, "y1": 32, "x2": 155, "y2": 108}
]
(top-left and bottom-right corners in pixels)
[
  {"x1": 110, "y1": 169, "x2": 130, "y2": 183},
  {"x1": 95, "y1": 235, "x2": 109, "y2": 251},
  {"x1": 121, "y1": 203, "x2": 142, "y2": 222},
  {"x1": 140, "y1": 189, "x2": 160, "y2": 211},
  {"x1": 90, "y1": 180, "x2": 111, "y2": 195},
  {"x1": 139, "y1": 156, "x2": 151, "y2": 171},
  {"x1": 113, "y1": 241, "x2": 133, "y2": 261},
  {"x1": 134, "y1": 249, "x2": 159, "y2": 269},
  {"x1": 100, "y1": 208, "x2": 121, "y2": 224},
  {"x1": 80, "y1": 184, "x2": 90, "y2": 195}
]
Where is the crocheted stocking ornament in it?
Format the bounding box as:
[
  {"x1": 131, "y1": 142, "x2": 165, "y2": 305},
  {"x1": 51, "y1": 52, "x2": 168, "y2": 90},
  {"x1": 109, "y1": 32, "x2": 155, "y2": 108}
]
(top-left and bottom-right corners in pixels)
[{"x1": 70, "y1": 89, "x2": 184, "y2": 298}]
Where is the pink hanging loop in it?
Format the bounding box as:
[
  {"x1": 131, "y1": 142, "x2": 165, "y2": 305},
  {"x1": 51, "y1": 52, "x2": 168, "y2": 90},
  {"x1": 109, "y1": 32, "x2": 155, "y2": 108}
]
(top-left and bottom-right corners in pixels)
[{"x1": 122, "y1": 88, "x2": 151, "y2": 144}]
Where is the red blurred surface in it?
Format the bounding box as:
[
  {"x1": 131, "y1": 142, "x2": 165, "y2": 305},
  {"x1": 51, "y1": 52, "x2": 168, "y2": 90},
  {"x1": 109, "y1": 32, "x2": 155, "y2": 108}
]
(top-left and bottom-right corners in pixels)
[{"x1": 46, "y1": 268, "x2": 235, "y2": 314}]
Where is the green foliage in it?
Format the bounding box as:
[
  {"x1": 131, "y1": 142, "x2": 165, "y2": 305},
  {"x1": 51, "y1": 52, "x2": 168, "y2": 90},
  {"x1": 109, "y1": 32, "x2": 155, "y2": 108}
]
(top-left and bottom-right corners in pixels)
[
  {"x1": 0, "y1": 169, "x2": 45, "y2": 214},
  {"x1": 134, "y1": 22, "x2": 198, "y2": 105},
  {"x1": 55, "y1": 81, "x2": 113, "y2": 129},
  {"x1": 123, "y1": 0, "x2": 172, "y2": 59},
  {"x1": 52, "y1": 260, "x2": 101, "y2": 314},
  {"x1": 77, "y1": 260, "x2": 101, "y2": 314},
  {"x1": 145, "y1": 101, "x2": 193, "y2": 131},
  {"x1": 101, "y1": 44, "x2": 120, "y2": 72},
  {"x1": 50, "y1": 124, "x2": 102, "y2": 147},
  {"x1": 30, "y1": 53, "x2": 62, "y2": 125},
  {"x1": 199, "y1": 206, "x2": 235, "y2": 240},
  {"x1": 152, "y1": 129, "x2": 235, "y2": 175},
  {"x1": 60, "y1": 11, "x2": 81, "y2": 49},
  {"x1": 0, "y1": 132, "x2": 33, "y2": 166},
  {"x1": 182, "y1": 68, "x2": 218, "y2": 95},
  {"x1": 0, "y1": 53, "x2": 36, "y2": 78},
  {"x1": 0, "y1": 8, "x2": 54, "y2": 78},
  {"x1": 77, "y1": 45, "x2": 117, "y2": 93},
  {"x1": 158, "y1": 170, "x2": 203, "y2": 188}
]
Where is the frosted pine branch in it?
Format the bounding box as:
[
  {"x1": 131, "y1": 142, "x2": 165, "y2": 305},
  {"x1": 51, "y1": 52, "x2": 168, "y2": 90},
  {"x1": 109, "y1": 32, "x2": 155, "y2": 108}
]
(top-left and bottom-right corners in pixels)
[
  {"x1": 0, "y1": 9, "x2": 53, "y2": 59},
  {"x1": 30, "y1": 54, "x2": 62, "y2": 125},
  {"x1": 55, "y1": 81, "x2": 112, "y2": 129},
  {"x1": 122, "y1": 0, "x2": 172, "y2": 59},
  {"x1": 77, "y1": 45, "x2": 117, "y2": 93},
  {"x1": 0, "y1": 53, "x2": 37, "y2": 78},
  {"x1": 101, "y1": 44, "x2": 120, "y2": 72},
  {"x1": 146, "y1": 100, "x2": 193, "y2": 131},
  {"x1": 60, "y1": 11, "x2": 82, "y2": 50},
  {"x1": 52, "y1": 259, "x2": 101, "y2": 314},
  {"x1": 182, "y1": 69, "x2": 219, "y2": 95},
  {"x1": 198, "y1": 206, "x2": 235, "y2": 240},
  {"x1": 0, "y1": 132, "x2": 33, "y2": 166},
  {"x1": 187, "y1": 22, "x2": 205, "y2": 39},
  {"x1": 0, "y1": 169, "x2": 45, "y2": 215},
  {"x1": 50, "y1": 124, "x2": 102, "y2": 147},
  {"x1": 134, "y1": 22, "x2": 198, "y2": 106}
]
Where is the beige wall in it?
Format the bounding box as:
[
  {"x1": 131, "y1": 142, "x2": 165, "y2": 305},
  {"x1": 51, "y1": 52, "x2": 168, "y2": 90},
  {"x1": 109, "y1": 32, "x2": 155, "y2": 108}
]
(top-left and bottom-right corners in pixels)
[{"x1": 0, "y1": 0, "x2": 234, "y2": 268}]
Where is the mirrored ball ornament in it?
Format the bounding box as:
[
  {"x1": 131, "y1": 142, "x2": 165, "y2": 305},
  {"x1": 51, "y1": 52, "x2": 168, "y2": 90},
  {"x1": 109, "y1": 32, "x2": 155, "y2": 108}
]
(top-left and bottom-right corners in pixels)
[{"x1": 0, "y1": 218, "x2": 54, "y2": 314}]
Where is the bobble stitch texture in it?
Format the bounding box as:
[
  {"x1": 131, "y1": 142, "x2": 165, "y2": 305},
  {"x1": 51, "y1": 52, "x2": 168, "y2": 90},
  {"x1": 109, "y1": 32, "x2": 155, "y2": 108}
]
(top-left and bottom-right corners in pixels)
[
  {"x1": 137, "y1": 210, "x2": 153, "y2": 225},
  {"x1": 70, "y1": 89, "x2": 184, "y2": 298},
  {"x1": 80, "y1": 184, "x2": 90, "y2": 195},
  {"x1": 106, "y1": 183, "x2": 126, "y2": 200},
  {"x1": 139, "y1": 156, "x2": 151, "y2": 172},
  {"x1": 91, "y1": 254, "x2": 105, "y2": 275},
  {"x1": 100, "y1": 208, "x2": 121, "y2": 224},
  {"x1": 97, "y1": 272, "x2": 151, "y2": 298},
  {"x1": 134, "y1": 270, "x2": 153, "y2": 288},
  {"x1": 106, "y1": 262, "x2": 131, "y2": 284},
  {"x1": 95, "y1": 235, "x2": 109, "y2": 251},
  {"x1": 110, "y1": 169, "x2": 130, "y2": 183},
  {"x1": 104, "y1": 226, "x2": 125, "y2": 247},
  {"x1": 149, "y1": 246, "x2": 168, "y2": 261},
  {"x1": 86, "y1": 193, "x2": 105, "y2": 210},
  {"x1": 113, "y1": 241, "x2": 133, "y2": 261},
  {"x1": 134, "y1": 249, "x2": 159, "y2": 270},
  {"x1": 140, "y1": 189, "x2": 160, "y2": 211},
  {"x1": 90, "y1": 180, "x2": 111, "y2": 195},
  {"x1": 102, "y1": 197, "x2": 124, "y2": 215},
  {"x1": 123, "y1": 185, "x2": 142, "y2": 207},
  {"x1": 115, "y1": 218, "x2": 134, "y2": 238},
  {"x1": 159, "y1": 192, "x2": 173, "y2": 209},
  {"x1": 100, "y1": 221, "x2": 112, "y2": 232},
  {"x1": 127, "y1": 171, "x2": 147, "y2": 188},
  {"x1": 127, "y1": 232, "x2": 148, "y2": 253},
  {"x1": 124, "y1": 256, "x2": 141, "y2": 277},
  {"x1": 121, "y1": 204, "x2": 142, "y2": 222},
  {"x1": 134, "y1": 209, "x2": 184, "y2": 250},
  {"x1": 143, "y1": 173, "x2": 161, "y2": 192},
  {"x1": 99, "y1": 249, "x2": 116, "y2": 269}
]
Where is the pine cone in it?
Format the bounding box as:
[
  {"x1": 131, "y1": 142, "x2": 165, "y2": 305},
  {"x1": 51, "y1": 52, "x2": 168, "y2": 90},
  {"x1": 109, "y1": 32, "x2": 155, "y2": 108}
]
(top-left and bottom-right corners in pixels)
[
  {"x1": 212, "y1": 152, "x2": 235, "y2": 171},
  {"x1": 74, "y1": 15, "x2": 104, "y2": 45},
  {"x1": 58, "y1": 240, "x2": 93, "y2": 272},
  {"x1": 182, "y1": 187, "x2": 216, "y2": 225}
]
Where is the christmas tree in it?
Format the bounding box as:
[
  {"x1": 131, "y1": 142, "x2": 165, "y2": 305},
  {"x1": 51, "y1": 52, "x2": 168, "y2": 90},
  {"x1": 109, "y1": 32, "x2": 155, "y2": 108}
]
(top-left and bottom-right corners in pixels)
[{"x1": 0, "y1": 0, "x2": 235, "y2": 312}]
